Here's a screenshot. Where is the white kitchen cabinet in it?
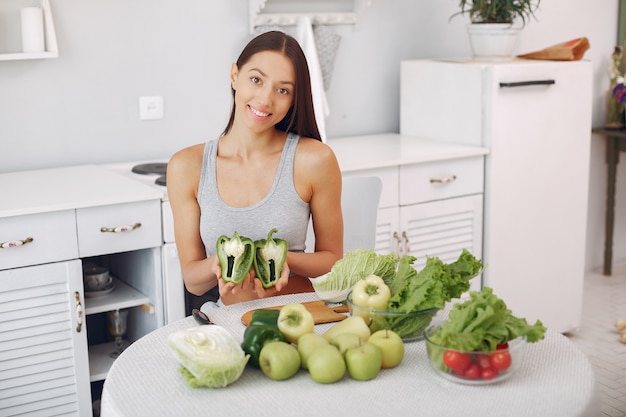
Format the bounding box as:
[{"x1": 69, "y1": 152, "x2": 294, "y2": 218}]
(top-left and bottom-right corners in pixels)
[
  {"x1": 400, "y1": 59, "x2": 592, "y2": 333},
  {"x1": 331, "y1": 134, "x2": 487, "y2": 293},
  {"x1": 0, "y1": 165, "x2": 164, "y2": 417},
  {"x1": 0, "y1": 260, "x2": 91, "y2": 416},
  {"x1": 0, "y1": 0, "x2": 58, "y2": 60}
]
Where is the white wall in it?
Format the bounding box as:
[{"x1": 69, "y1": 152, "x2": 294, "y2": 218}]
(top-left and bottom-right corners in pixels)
[{"x1": 0, "y1": 0, "x2": 623, "y2": 272}]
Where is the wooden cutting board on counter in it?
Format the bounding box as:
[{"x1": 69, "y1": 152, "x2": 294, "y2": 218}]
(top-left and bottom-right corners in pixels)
[{"x1": 241, "y1": 300, "x2": 349, "y2": 326}]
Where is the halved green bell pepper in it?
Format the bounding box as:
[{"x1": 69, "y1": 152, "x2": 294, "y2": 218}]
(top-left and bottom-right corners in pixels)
[
  {"x1": 241, "y1": 324, "x2": 286, "y2": 368},
  {"x1": 253, "y1": 228, "x2": 288, "y2": 288},
  {"x1": 216, "y1": 231, "x2": 255, "y2": 285}
]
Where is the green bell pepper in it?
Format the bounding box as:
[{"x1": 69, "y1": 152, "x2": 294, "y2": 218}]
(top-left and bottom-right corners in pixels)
[
  {"x1": 241, "y1": 324, "x2": 286, "y2": 368},
  {"x1": 253, "y1": 228, "x2": 288, "y2": 288},
  {"x1": 248, "y1": 309, "x2": 281, "y2": 330},
  {"x1": 216, "y1": 231, "x2": 255, "y2": 285}
]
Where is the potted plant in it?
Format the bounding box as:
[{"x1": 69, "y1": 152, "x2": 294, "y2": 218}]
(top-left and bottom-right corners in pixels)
[{"x1": 450, "y1": 0, "x2": 541, "y2": 60}]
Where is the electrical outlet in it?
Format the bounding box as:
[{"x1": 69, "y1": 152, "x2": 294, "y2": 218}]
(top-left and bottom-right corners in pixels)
[{"x1": 139, "y1": 96, "x2": 164, "y2": 120}]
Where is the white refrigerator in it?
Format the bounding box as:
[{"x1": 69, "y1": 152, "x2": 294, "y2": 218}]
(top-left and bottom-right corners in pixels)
[{"x1": 400, "y1": 59, "x2": 592, "y2": 334}]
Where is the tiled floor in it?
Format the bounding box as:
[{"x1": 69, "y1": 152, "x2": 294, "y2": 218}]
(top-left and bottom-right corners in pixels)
[{"x1": 566, "y1": 263, "x2": 626, "y2": 417}]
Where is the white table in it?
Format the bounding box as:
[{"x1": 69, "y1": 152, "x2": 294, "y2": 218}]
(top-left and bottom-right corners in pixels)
[{"x1": 101, "y1": 293, "x2": 599, "y2": 417}]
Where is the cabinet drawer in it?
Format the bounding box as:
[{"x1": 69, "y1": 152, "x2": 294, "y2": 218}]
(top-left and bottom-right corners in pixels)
[
  {"x1": 399, "y1": 157, "x2": 484, "y2": 206},
  {"x1": 77, "y1": 200, "x2": 161, "y2": 257},
  {"x1": 0, "y1": 210, "x2": 79, "y2": 270}
]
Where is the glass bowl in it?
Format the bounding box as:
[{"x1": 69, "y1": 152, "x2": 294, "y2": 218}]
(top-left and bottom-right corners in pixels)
[
  {"x1": 345, "y1": 290, "x2": 440, "y2": 342},
  {"x1": 423, "y1": 325, "x2": 527, "y2": 385}
]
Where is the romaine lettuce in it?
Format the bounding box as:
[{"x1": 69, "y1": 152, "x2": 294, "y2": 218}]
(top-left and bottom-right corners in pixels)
[
  {"x1": 429, "y1": 287, "x2": 547, "y2": 351},
  {"x1": 388, "y1": 249, "x2": 483, "y2": 312}
]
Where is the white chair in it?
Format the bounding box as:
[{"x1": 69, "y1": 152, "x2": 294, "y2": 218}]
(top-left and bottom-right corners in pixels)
[{"x1": 305, "y1": 176, "x2": 383, "y2": 253}]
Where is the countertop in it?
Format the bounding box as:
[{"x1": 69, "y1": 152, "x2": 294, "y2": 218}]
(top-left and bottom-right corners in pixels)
[
  {"x1": 328, "y1": 133, "x2": 488, "y2": 172},
  {"x1": 0, "y1": 134, "x2": 489, "y2": 218},
  {"x1": 0, "y1": 165, "x2": 163, "y2": 218}
]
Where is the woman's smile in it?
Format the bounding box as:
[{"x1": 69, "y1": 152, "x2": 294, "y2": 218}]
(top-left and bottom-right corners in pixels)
[{"x1": 249, "y1": 105, "x2": 271, "y2": 119}]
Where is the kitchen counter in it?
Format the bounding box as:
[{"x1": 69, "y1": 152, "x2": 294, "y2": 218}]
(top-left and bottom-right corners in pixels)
[
  {"x1": 327, "y1": 133, "x2": 489, "y2": 172},
  {"x1": 0, "y1": 164, "x2": 163, "y2": 218}
]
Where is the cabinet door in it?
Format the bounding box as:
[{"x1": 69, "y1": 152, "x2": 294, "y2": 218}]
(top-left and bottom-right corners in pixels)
[
  {"x1": 483, "y1": 62, "x2": 592, "y2": 331},
  {"x1": 0, "y1": 260, "x2": 92, "y2": 417},
  {"x1": 374, "y1": 206, "x2": 400, "y2": 255},
  {"x1": 400, "y1": 195, "x2": 483, "y2": 292}
]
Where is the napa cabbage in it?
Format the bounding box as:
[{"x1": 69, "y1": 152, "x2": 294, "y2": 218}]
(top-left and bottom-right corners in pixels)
[
  {"x1": 168, "y1": 325, "x2": 249, "y2": 388},
  {"x1": 311, "y1": 249, "x2": 399, "y2": 292}
]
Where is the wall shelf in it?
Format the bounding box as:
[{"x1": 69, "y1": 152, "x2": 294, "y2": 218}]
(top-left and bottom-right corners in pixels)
[
  {"x1": 0, "y1": 0, "x2": 58, "y2": 61},
  {"x1": 249, "y1": 0, "x2": 371, "y2": 32}
]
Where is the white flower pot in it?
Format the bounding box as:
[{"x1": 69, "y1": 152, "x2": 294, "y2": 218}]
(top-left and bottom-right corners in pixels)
[{"x1": 467, "y1": 23, "x2": 520, "y2": 61}]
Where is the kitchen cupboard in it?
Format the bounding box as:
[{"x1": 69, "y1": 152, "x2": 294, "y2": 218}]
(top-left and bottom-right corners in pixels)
[
  {"x1": 328, "y1": 134, "x2": 487, "y2": 293},
  {"x1": 0, "y1": 0, "x2": 58, "y2": 60},
  {"x1": 0, "y1": 165, "x2": 164, "y2": 417},
  {"x1": 400, "y1": 59, "x2": 592, "y2": 334},
  {"x1": 0, "y1": 260, "x2": 90, "y2": 416}
]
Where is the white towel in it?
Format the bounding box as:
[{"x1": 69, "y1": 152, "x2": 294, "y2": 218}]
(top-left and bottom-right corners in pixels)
[{"x1": 296, "y1": 16, "x2": 329, "y2": 143}]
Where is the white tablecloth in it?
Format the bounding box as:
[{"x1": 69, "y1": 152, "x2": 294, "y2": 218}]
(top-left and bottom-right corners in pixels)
[{"x1": 101, "y1": 293, "x2": 599, "y2": 417}]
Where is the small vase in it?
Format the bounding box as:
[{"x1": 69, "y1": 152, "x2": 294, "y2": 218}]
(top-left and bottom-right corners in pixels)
[{"x1": 605, "y1": 84, "x2": 625, "y2": 130}]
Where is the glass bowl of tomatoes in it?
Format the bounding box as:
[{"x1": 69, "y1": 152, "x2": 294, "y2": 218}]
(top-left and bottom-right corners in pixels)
[
  {"x1": 346, "y1": 290, "x2": 441, "y2": 342},
  {"x1": 423, "y1": 325, "x2": 527, "y2": 385}
]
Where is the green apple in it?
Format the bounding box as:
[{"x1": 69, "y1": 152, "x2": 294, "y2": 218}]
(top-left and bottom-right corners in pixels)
[
  {"x1": 297, "y1": 333, "x2": 329, "y2": 370},
  {"x1": 329, "y1": 333, "x2": 361, "y2": 355},
  {"x1": 368, "y1": 329, "x2": 404, "y2": 368},
  {"x1": 259, "y1": 341, "x2": 301, "y2": 380},
  {"x1": 278, "y1": 303, "x2": 315, "y2": 344},
  {"x1": 307, "y1": 344, "x2": 346, "y2": 384},
  {"x1": 322, "y1": 316, "x2": 371, "y2": 343},
  {"x1": 345, "y1": 342, "x2": 383, "y2": 381}
]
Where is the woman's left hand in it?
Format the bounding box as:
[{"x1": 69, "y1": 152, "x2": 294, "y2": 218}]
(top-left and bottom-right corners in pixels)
[
  {"x1": 253, "y1": 262, "x2": 290, "y2": 298},
  {"x1": 218, "y1": 263, "x2": 290, "y2": 303}
]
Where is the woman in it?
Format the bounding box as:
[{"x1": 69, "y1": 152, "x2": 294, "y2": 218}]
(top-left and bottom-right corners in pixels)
[{"x1": 167, "y1": 31, "x2": 343, "y2": 306}]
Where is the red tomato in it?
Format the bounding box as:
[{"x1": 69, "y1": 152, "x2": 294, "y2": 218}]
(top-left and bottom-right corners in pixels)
[
  {"x1": 496, "y1": 343, "x2": 509, "y2": 350},
  {"x1": 463, "y1": 363, "x2": 481, "y2": 380},
  {"x1": 490, "y1": 351, "x2": 512, "y2": 371},
  {"x1": 481, "y1": 367, "x2": 498, "y2": 380},
  {"x1": 476, "y1": 354, "x2": 492, "y2": 369},
  {"x1": 443, "y1": 350, "x2": 471, "y2": 371}
]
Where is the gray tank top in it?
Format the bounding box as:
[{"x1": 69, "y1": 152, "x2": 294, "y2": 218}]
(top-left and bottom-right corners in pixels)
[{"x1": 198, "y1": 132, "x2": 310, "y2": 257}]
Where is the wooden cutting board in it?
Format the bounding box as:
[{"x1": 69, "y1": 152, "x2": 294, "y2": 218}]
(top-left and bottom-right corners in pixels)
[{"x1": 241, "y1": 300, "x2": 349, "y2": 326}]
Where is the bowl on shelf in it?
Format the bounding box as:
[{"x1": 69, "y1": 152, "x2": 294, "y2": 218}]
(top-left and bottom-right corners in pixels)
[
  {"x1": 423, "y1": 325, "x2": 527, "y2": 385},
  {"x1": 83, "y1": 264, "x2": 113, "y2": 292},
  {"x1": 345, "y1": 290, "x2": 441, "y2": 342}
]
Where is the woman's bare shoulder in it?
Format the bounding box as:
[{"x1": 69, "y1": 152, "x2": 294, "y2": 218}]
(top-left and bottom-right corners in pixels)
[
  {"x1": 168, "y1": 143, "x2": 205, "y2": 172},
  {"x1": 296, "y1": 137, "x2": 339, "y2": 170},
  {"x1": 166, "y1": 143, "x2": 206, "y2": 195}
]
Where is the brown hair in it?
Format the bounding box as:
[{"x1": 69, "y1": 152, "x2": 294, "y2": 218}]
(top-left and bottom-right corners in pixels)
[{"x1": 221, "y1": 31, "x2": 322, "y2": 141}]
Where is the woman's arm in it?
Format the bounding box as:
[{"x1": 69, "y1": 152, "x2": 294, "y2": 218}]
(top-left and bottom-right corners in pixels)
[
  {"x1": 166, "y1": 145, "x2": 219, "y2": 296},
  {"x1": 289, "y1": 138, "x2": 344, "y2": 278}
]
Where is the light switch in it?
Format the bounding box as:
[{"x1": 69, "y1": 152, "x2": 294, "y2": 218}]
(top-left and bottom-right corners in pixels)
[{"x1": 139, "y1": 96, "x2": 164, "y2": 120}]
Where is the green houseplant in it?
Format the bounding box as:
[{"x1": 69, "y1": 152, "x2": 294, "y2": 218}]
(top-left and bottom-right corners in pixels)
[
  {"x1": 451, "y1": 0, "x2": 541, "y2": 26},
  {"x1": 451, "y1": 0, "x2": 541, "y2": 59}
]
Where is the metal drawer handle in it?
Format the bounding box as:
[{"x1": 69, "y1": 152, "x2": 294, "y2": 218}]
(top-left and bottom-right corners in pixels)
[
  {"x1": 0, "y1": 236, "x2": 34, "y2": 249},
  {"x1": 100, "y1": 222, "x2": 142, "y2": 233},
  {"x1": 430, "y1": 175, "x2": 457, "y2": 184},
  {"x1": 74, "y1": 291, "x2": 84, "y2": 333},
  {"x1": 402, "y1": 231, "x2": 410, "y2": 255},
  {"x1": 499, "y1": 79, "x2": 555, "y2": 88},
  {"x1": 393, "y1": 231, "x2": 402, "y2": 256}
]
